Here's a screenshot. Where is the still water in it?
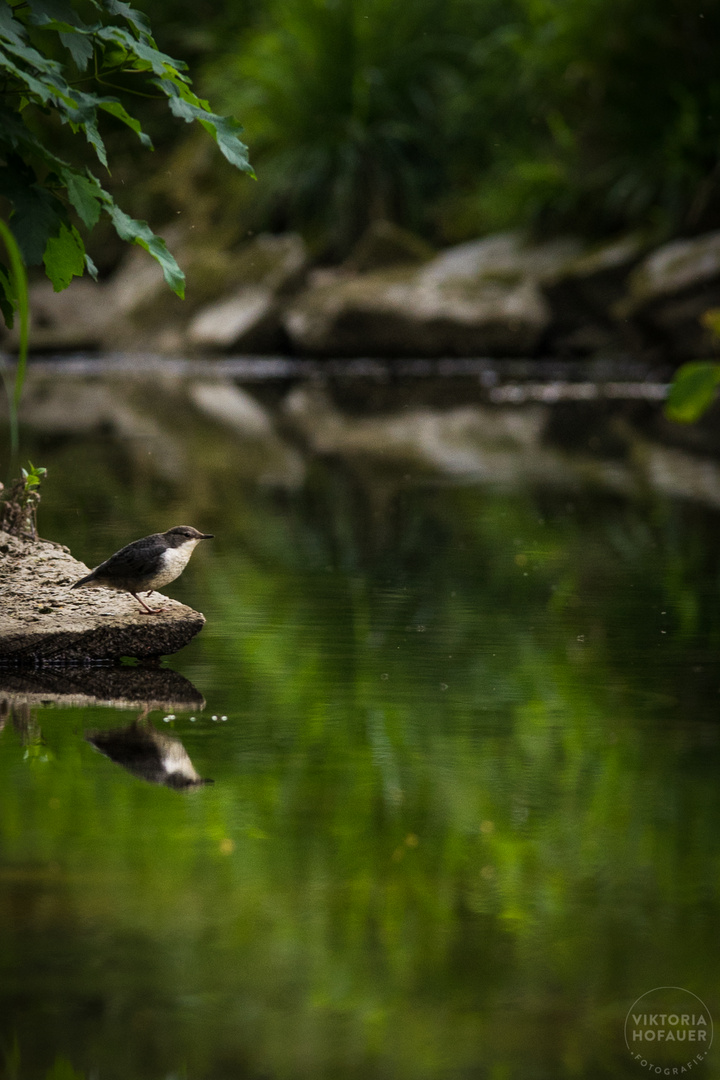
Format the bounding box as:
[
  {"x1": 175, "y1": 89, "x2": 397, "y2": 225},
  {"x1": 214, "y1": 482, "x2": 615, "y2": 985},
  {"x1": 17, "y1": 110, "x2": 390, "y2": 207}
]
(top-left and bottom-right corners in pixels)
[{"x1": 2, "y1": 387, "x2": 720, "y2": 1079}]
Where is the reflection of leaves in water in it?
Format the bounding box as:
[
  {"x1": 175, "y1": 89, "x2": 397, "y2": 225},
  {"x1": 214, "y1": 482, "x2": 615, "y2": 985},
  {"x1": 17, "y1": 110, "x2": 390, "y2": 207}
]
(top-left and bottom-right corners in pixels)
[
  {"x1": 45, "y1": 1056, "x2": 84, "y2": 1080},
  {"x1": 4, "y1": 1042, "x2": 85, "y2": 1080},
  {"x1": 0, "y1": 700, "x2": 50, "y2": 762}
]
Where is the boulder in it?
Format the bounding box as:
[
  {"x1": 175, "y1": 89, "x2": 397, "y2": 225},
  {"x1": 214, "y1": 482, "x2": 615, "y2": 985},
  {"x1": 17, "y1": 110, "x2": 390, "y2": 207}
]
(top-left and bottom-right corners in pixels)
[
  {"x1": 105, "y1": 231, "x2": 282, "y2": 352},
  {"x1": 284, "y1": 232, "x2": 581, "y2": 357},
  {"x1": 3, "y1": 230, "x2": 310, "y2": 356},
  {"x1": 541, "y1": 234, "x2": 645, "y2": 355},
  {"x1": 187, "y1": 288, "x2": 277, "y2": 350},
  {"x1": 187, "y1": 233, "x2": 308, "y2": 351},
  {"x1": 4, "y1": 278, "x2": 113, "y2": 352},
  {"x1": 0, "y1": 530, "x2": 206, "y2": 665},
  {"x1": 617, "y1": 231, "x2": 720, "y2": 358}
]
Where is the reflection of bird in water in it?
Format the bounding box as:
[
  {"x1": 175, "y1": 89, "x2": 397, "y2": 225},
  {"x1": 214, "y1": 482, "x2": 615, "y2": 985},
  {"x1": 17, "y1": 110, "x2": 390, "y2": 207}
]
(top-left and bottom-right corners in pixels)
[
  {"x1": 72, "y1": 526, "x2": 214, "y2": 614},
  {"x1": 86, "y1": 718, "x2": 214, "y2": 789}
]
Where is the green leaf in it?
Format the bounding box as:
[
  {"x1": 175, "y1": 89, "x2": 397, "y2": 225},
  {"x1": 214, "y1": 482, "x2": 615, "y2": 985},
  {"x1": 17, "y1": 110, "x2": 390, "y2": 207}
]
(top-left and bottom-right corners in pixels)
[
  {"x1": 197, "y1": 111, "x2": 253, "y2": 173},
  {"x1": 0, "y1": 41, "x2": 66, "y2": 105},
  {"x1": 62, "y1": 91, "x2": 109, "y2": 167},
  {"x1": 95, "y1": 25, "x2": 187, "y2": 76},
  {"x1": 0, "y1": 163, "x2": 66, "y2": 265},
  {"x1": 102, "y1": 0, "x2": 151, "y2": 37},
  {"x1": 104, "y1": 203, "x2": 185, "y2": 297},
  {"x1": 0, "y1": 0, "x2": 250, "y2": 308},
  {"x1": 24, "y1": 0, "x2": 98, "y2": 68},
  {"x1": 84, "y1": 252, "x2": 99, "y2": 280},
  {"x1": 26, "y1": 0, "x2": 93, "y2": 31},
  {"x1": 98, "y1": 99, "x2": 153, "y2": 148},
  {"x1": 0, "y1": 261, "x2": 16, "y2": 328},
  {"x1": 701, "y1": 308, "x2": 720, "y2": 340},
  {"x1": 0, "y1": 5, "x2": 26, "y2": 47},
  {"x1": 58, "y1": 29, "x2": 94, "y2": 70},
  {"x1": 160, "y1": 86, "x2": 253, "y2": 174},
  {"x1": 62, "y1": 169, "x2": 102, "y2": 229},
  {"x1": 665, "y1": 362, "x2": 720, "y2": 423},
  {"x1": 43, "y1": 222, "x2": 86, "y2": 291}
]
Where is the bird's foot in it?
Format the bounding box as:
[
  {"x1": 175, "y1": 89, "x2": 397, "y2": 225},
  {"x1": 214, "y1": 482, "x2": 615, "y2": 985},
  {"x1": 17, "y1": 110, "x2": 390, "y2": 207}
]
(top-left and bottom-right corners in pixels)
[{"x1": 132, "y1": 592, "x2": 164, "y2": 615}]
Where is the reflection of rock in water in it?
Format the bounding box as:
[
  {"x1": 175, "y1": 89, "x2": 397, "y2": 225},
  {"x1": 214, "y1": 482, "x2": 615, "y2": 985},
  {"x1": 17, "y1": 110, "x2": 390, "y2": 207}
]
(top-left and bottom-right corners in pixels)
[
  {"x1": 0, "y1": 666, "x2": 205, "y2": 714},
  {"x1": 86, "y1": 719, "x2": 213, "y2": 789}
]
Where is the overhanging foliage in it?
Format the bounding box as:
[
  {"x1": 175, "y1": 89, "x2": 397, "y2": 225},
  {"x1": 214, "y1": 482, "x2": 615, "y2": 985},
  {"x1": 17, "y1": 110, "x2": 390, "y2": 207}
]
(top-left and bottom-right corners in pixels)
[{"x1": 0, "y1": 0, "x2": 253, "y2": 318}]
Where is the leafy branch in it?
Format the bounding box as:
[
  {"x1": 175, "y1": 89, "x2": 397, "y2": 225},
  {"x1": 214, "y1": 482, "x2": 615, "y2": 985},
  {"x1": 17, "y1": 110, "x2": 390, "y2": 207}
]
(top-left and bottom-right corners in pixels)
[{"x1": 0, "y1": 0, "x2": 253, "y2": 312}]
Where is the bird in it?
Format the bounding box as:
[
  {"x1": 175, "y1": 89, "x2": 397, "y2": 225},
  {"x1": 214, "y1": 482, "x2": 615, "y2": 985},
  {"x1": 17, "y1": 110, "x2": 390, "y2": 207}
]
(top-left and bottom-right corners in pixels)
[{"x1": 71, "y1": 526, "x2": 214, "y2": 614}]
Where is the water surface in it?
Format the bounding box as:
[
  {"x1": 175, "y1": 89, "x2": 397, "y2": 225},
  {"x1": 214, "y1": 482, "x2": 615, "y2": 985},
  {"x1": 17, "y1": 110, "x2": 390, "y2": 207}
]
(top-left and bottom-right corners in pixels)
[{"x1": 2, "y1": 398, "x2": 720, "y2": 1079}]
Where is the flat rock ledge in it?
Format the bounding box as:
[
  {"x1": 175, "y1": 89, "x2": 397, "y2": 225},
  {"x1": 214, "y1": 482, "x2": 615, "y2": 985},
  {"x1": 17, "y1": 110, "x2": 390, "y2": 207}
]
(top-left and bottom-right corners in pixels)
[{"x1": 0, "y1": 529, "x2": 206, "y2": 666}]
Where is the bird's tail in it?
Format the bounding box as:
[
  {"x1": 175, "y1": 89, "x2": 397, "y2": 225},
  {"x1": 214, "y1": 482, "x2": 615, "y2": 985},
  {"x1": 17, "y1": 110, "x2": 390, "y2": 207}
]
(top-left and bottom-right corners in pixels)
[{"x1": 71, "y1": 572, "x2": 96, "y2": 589}]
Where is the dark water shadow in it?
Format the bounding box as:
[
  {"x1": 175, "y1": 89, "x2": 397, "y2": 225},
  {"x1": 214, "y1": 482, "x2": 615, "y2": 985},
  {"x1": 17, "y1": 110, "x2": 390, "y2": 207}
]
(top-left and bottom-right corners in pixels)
[{"x1": 0, "y1": 664, "x2": 205, "y2": 713}]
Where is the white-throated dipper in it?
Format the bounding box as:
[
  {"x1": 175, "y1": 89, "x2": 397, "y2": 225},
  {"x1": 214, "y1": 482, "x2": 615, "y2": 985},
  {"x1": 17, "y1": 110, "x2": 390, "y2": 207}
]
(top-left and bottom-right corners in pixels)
[{"x1": 71, "y1": 526, "x2": 214, "y2": 614}]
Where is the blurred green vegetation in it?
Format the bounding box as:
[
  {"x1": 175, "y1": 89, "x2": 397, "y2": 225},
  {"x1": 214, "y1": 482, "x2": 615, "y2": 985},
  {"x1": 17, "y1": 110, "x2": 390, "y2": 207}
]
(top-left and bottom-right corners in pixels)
[
  {"x1": 666, "y1": 314, "x2": 720, "y2": 423},
  {"x1": 121, "y1": 0, "x2": 720, "y2": 257}
]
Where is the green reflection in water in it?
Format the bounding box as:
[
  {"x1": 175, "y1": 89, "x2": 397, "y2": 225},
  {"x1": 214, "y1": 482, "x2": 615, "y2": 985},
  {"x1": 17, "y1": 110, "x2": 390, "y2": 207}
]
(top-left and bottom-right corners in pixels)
[{"x1": 2, "y1": 440, "x2": 720, "y2": 1079}]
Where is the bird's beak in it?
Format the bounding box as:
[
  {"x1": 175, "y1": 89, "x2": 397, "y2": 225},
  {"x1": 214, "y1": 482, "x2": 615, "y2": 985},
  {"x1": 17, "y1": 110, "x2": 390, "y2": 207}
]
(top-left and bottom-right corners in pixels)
[{"x1": 200, "y1": 533, "x2": 214, "y2": 540}]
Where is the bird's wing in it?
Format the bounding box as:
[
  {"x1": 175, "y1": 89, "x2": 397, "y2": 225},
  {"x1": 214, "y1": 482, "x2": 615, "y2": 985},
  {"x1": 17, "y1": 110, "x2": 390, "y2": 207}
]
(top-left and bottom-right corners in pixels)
[{"x1": 96, "y1": 534, "x2": 164, "y2": 576}]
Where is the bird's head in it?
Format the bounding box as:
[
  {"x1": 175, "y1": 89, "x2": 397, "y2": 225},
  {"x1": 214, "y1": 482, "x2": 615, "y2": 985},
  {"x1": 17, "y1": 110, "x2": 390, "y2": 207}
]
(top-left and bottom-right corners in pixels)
[{"x1": 163, "y1": 526, "x2": 214, "y2": 547}]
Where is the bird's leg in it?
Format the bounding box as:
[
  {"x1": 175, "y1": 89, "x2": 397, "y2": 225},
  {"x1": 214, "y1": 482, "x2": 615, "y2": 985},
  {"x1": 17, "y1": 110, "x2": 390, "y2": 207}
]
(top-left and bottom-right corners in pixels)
[{"x1": 131, "y1": 591, "x2": 162, "y2": 615}]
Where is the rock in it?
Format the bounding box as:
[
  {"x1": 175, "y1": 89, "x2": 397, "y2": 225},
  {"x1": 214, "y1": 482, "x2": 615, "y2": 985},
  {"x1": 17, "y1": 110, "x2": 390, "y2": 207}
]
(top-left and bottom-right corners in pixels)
[
  {"x1": 106, "y1": 233, "x2": 258, "y2": 352},
  {"x1": 187, "y1": 233, "x2": 308, "y2": 351},
  {"x1": 0, "y1": 530, "x2": 206, "y2": 665},
  {"x1": 343, "y1": 221, "x2": 435, "y2": 273},
  {"x1": 5, "y1": 279, "x2": 113, "y2": 352},
  {"x1": 618, "y1": 231, "x2": 720, "y2": 358},
  {"x1": 8, "y1": 229, "x2": 309, "y2": 356},
  {"x1": 230, "y1": 232, "x2": 308, "y2": 293},
  {"x1": 187, "y1": 288, "x2": 277, "y2": 349},
  {"x1": 541, "y1": 234, "x2": 645, "y2": 355},
  {"x1": 424, "y1": 232, "x2": 581, "y2": 285},
  {"x1": 284, "y1": 231, "x2": 581, "y2": 357}
]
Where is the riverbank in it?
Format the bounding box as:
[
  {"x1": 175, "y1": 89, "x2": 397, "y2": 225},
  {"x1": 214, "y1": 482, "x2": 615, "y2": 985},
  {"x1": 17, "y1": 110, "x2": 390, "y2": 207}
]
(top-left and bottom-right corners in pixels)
[{"x1": 5, "y1": 224, "x2": 720, "y2": 365}]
